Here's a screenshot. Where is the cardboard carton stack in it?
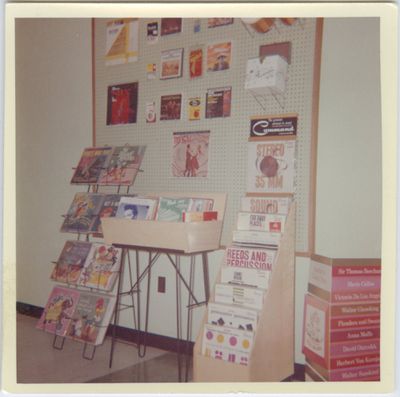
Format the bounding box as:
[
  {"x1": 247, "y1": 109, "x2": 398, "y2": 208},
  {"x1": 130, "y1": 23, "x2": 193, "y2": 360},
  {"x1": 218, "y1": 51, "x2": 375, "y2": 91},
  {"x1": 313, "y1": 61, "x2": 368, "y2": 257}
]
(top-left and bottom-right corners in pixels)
[{"x1": 302, "y1": 255, "x2": 381, "y2": 381}]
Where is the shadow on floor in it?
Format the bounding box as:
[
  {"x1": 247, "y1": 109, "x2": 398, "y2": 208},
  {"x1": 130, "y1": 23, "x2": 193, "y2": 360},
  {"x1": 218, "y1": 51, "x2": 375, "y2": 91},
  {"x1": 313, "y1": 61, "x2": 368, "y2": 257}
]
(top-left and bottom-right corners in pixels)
[{"x1": 88, "y1": 352, "x2": 193, "y2": 383}]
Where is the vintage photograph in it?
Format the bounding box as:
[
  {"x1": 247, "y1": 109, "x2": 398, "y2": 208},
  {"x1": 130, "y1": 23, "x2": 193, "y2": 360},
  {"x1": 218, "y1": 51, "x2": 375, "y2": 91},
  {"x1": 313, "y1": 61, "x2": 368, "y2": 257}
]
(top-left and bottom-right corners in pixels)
[{"x1": 5, "y1": 6, "x2": 397, "y2": 395}]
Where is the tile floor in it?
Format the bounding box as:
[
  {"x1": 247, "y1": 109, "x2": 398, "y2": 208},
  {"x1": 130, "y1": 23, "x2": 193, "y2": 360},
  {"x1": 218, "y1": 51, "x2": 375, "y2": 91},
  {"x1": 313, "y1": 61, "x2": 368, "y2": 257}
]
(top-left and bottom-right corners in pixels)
[
  {"x1": 17, "y1": 313, "x2": 301, "y2": 385},
  {"x1": 17, "y1": 313, "x2": 191, "y2": 383}
]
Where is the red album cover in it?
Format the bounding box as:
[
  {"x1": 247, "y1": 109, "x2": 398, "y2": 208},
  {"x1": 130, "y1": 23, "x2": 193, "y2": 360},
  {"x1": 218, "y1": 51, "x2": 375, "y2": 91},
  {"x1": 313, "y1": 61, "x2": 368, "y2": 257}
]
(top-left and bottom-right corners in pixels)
[
  {"x1": 161, "y1": 18, "x2": 182, "y2": 35},
  {"x1": 189, "y1": 46, "x2": 203, "y2": 78},
  {"x1": 160, "y1": 94, "x2": 182, "y2": 121},
  {"x1": 106, "y1": 82, "x2": 138, "y2": 125}
]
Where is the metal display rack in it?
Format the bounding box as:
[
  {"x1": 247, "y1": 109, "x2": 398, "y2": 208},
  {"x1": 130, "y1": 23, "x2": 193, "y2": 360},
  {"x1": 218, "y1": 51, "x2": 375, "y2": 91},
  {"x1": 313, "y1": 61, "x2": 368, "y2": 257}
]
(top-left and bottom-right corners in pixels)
[{"x1": 40, "y1": 167, "x2": 137, "y2": 361}]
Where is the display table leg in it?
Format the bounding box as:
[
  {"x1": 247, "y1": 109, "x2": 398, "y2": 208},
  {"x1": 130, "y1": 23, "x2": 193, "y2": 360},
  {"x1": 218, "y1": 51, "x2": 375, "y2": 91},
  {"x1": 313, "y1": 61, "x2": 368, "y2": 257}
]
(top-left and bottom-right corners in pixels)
[
  {"x1": 137, "y1": 251, "x2": 153, "y2": 358},
  {"x1": 175, "y1": 255, "x2": 182, "y2": 381},
  {"x1": 201, "y1": 252, "x2": 210, "y2": 302},
  {"x1": 185, "y1": 255, "x2": 195, "y2": 382}
]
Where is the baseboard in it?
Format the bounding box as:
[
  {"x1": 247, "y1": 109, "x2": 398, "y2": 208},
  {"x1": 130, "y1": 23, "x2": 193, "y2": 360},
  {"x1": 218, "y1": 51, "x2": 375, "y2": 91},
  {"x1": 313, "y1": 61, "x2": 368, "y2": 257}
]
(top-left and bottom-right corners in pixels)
[
  {"x1": 17, "y1": 301, "x2": 305, "y2": 380},
  {"x1": 17, "y1": 301, "x2": 44, "y2": 318}
]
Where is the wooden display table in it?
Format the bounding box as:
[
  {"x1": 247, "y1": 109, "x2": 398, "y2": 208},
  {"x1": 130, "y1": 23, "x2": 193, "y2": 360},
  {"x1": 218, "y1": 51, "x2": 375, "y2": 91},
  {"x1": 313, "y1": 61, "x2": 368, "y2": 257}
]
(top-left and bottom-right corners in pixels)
[
  {"x1": 102, "y1": 192, "x2": 226, "y2": 253},
  {"x1": 101, "y1": 192, "x2": 227, "y2": 381}
]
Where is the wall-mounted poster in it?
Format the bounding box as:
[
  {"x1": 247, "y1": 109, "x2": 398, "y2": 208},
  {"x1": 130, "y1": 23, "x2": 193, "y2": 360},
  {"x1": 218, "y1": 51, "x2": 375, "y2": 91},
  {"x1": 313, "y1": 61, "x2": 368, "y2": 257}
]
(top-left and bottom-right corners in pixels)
[
  {"x1": 208, "y1": 18, "x2": 234, "y2": 28},
  {"x1": 207, "y1": 42, "x2": 232, "y2": 72},
  {"x1": 106, "y1": 82, "x2": 138, "y2": 125},
  {"x1": 105, "y1": 18, "x2": 139, "y2": 66},
  {"x1": 247, "y1": 138, "x2": 296, "y2": 193},
  {"x1": 205, "y1": 87, "x2": 231, "y2": 119},
  {"x1": 160, "y1": 94, "x2": 182, "y2": 121},
  {"x1": 172, "y1": 131, "x2": 210, "y2": 177},
  {"x1": 189, "y1": 45, "x2": 203, "y2": 79},
  {"x1": 161, "y1": 18, "x2": 182, "y2": 35},
  {"x1": 147, "y1": 21, "x2": 159, "y2": 44},
  {"x1": 160, "y1": 48, "x2": 183, "y2": 79}
]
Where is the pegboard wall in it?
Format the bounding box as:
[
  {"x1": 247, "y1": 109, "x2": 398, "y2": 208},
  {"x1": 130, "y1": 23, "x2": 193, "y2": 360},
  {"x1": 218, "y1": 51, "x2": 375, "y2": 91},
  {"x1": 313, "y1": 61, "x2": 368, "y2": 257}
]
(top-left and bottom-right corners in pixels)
[{"x1": 94, "y1": 18, "x2": 318, "y2": 252}]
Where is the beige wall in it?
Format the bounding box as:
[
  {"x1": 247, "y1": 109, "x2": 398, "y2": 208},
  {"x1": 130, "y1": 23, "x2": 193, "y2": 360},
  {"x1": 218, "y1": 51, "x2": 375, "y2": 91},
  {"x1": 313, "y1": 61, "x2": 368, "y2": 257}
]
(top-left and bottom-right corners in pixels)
[
  {"x1": 14, "y1": 17, "x2": 382, "y2": 365},
  {"x1": 315, "y1": 17, "x2": 381, "y2": 258},
  {"x1": 15, "y1": 18, "x2": 92, "y2": 306}
]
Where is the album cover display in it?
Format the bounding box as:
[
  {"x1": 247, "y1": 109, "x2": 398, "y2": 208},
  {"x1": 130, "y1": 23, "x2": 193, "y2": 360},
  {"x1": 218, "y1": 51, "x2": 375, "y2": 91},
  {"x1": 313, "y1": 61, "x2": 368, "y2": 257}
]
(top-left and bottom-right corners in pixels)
[
  {"x1": 106, "y1": 82, "x2": 138, "y2": 125},
  {"x1": 205, "y1": 87, "x2": 231, "y2": 119},
  {"x1": 172, "y1": 131, "x2": 210, "y2": 177}
]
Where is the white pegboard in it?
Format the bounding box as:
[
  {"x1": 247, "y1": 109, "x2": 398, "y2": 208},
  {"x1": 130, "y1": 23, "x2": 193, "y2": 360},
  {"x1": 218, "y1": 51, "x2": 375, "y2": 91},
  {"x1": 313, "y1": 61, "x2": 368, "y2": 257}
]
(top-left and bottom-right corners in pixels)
[{"x1": 94, "y1": 18, "x2": 318, "y2": 251}]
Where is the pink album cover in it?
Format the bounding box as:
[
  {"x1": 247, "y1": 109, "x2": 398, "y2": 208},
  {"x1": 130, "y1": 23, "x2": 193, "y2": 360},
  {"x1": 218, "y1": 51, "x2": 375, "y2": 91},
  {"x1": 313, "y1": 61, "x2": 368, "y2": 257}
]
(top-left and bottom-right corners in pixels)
[{"x1": 172, "y1": 130, "x2": 210, "y2": 177}]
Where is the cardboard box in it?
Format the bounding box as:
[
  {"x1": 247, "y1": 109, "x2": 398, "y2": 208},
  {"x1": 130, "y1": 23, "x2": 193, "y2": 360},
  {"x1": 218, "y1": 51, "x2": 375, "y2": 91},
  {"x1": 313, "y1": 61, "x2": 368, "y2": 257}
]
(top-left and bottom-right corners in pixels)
[
  {"x1": 302, "y1": 293, "x2": 381, "y2": 368},
  {"x1": 245, "y1": 55, "x2": 288, "y2": 95},
  {"x1": 306, "y1": 357, "x2": 380, "y2": 382},
  {"x1": 305, "y1": 364, "x2": 325, "y2": 382},
  {"x1": 308, "y1": 254, "x2": 381, "y2": 303}
]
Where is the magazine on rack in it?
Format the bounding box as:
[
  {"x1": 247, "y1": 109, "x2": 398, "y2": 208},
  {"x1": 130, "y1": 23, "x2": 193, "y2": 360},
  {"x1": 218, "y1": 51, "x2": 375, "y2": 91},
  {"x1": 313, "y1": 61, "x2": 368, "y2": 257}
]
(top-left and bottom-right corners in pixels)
[
  {"x1": 50, "y1": 240, "x2": 92, "y2": 285},
  {"x1": 77, "y1": 243, "x2": 122, "y2": 291},
  {"x1": 61, "y1": 193, "x2": 105, "y2": 234},
  {"x1": 97, "y1": 145, "x2": 146, "y2": 186},
  {"x1": 71, "y1": 147, "x2": 112, "y2": 185},
  {"x1": 115, "y1": 196, "x2": 158, "y2": 220},
  {"x1": 37, "y1": 285, "x2": 117, "y2": 346},
  {"x1": 66, "y1": 290, "x2": 116, "y2": 346}
]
